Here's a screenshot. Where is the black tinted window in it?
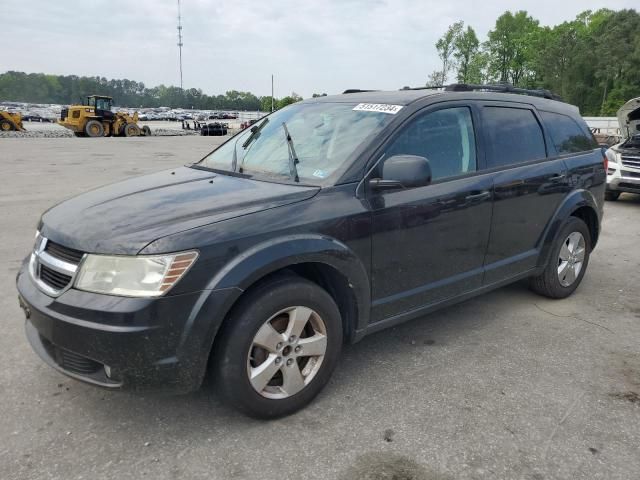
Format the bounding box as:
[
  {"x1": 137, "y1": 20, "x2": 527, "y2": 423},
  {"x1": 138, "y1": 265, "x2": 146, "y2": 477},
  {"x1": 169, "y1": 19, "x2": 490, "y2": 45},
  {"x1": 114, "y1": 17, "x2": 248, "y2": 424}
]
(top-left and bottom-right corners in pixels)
[
  {"x1": 483, "y1": 107, "x2": 546, "y2": 167},
  {"x1": 540, "y1": 111, "x2": 596, "y2": 154},
  {"x1": 385, "y1": 107, "x2": 476, "y2": 180}
]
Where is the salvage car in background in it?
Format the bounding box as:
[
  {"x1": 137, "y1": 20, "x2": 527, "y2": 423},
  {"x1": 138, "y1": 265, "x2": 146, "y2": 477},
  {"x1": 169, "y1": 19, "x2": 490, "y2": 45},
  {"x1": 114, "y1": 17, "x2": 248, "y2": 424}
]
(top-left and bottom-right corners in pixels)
[
  {"x1": 200, "y1": 122, "x2": 228, "y2": 136},
  {"x1": 605, "y1": 97, "x2": 640, "y2": 200}
]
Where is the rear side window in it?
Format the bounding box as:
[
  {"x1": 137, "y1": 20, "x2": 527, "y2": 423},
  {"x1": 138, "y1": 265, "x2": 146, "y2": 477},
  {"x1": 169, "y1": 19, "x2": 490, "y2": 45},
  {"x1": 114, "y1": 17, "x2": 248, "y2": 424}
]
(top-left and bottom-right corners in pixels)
[
  {"x1": 540, "y1": 111, "x2": 597, "y2": 154},
  {"x1": 483, "y1": 107, "x2": 546, "y2": 168}
]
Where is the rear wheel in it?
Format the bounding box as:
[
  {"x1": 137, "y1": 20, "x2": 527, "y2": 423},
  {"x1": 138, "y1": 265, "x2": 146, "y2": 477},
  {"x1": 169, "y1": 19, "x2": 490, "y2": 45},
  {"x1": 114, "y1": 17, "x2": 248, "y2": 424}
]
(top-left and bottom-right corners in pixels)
[
  {"x1": 84, "y1": 120, "x2": 104, "y2": 137},
  {"x1": 529, "y1": 216, "x2": 591, "y2": 299},
  {"x1": 213, "y1": 275, "x2": 342, "y2": 418},
  {"x1": 605, "y1": 190, "x2": 620, "y2": 201},
  {"x1": 123, "y1": 123, "x2": 141, "y2": 137},
  {"x1": 0, "y1": 119, "x2": 14, "y2": 131}
]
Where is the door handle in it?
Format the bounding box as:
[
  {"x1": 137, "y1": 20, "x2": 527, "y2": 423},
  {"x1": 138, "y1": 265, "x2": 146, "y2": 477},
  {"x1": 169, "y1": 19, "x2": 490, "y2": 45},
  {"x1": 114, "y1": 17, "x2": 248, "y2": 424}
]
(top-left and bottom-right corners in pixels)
[
  {"x1": 465, "y1": 191, "x2": 491, "y2": 202},
  {"x1": 549, "y1": 174, "x2": 566, "y2": 182}
]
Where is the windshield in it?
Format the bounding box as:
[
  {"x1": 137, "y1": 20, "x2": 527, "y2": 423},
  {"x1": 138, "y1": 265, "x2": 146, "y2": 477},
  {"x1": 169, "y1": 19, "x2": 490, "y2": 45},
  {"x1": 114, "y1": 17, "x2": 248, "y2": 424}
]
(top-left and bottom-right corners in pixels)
[{"x1": 197, "y1": 102, "x2": 395, "y2": 183}]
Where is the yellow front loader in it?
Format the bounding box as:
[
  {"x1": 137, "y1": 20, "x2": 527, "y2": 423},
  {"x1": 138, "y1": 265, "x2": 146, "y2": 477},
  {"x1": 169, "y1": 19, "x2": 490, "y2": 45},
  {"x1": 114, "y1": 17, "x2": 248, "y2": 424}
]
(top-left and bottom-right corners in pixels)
[
  {"x1": 58, "y1": 95, "x2": 151, "y2": 137},
  {"x1": 0, "y1": 111, "x2": 26, "y2": 132}
]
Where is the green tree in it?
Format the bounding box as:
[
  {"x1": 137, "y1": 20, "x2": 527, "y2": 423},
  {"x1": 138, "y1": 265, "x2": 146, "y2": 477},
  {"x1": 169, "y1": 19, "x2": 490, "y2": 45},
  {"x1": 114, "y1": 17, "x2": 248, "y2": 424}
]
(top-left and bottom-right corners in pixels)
[
  {"x1": 453, "y1": 26, "x2": 480, "y2": 83},
  {"x1": 486, "y1": 11, "x2": 540, "y2": 86},
  {"x1": 277, "y1": 92, "x2": 303, "y2": 109},
  {"x1": 435, "y1": 21, "x2": 464, "y2": 85}
]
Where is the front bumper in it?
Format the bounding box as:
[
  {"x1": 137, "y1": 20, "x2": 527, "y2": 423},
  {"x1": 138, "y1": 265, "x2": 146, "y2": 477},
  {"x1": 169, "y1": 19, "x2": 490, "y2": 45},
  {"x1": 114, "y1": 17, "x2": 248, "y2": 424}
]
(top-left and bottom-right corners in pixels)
[
  {"x1": 607, "y1": 162, "x2": 640, "y2": 194},
  {"x1": 17, "y1": 262, "x2": 241, "y2": 393}
]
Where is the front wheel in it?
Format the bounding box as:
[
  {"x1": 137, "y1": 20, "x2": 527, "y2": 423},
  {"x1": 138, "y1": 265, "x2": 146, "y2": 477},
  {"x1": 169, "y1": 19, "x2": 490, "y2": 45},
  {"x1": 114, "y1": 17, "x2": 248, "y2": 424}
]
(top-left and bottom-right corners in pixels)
[
  {"x1": 123, "y1": 123, "x2": 141, "y2": 137},
  {"x1": 213, "y1": 275, "x2": 342, "y2": 418},
  {"x1": 529, "y1": 216, "x2": 591, "y2": 299}
]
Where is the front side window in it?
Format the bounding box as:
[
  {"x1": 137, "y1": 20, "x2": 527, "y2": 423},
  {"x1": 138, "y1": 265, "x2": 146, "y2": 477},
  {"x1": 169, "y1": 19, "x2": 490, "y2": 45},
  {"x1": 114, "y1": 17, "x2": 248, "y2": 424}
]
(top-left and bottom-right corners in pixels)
[
  {"x1": 540, "y1": 111, "x2": 597, "y2": 154},
  {"x1": 198, "y1": 102, "x2": 396, "y2": 184},
  {"x1": 483, "y1": 107, "x2": 546, "y2": 168},
  {"x1": 384, "y1": 107, "x2": 477, "y2": 180}
]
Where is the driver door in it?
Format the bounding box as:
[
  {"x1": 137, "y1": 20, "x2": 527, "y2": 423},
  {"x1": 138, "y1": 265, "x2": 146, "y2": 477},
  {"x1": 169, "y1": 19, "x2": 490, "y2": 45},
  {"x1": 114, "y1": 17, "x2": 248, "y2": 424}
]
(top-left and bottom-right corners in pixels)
[{"x1": 367, "y1": 105, "x2": 493, "y2": 323}]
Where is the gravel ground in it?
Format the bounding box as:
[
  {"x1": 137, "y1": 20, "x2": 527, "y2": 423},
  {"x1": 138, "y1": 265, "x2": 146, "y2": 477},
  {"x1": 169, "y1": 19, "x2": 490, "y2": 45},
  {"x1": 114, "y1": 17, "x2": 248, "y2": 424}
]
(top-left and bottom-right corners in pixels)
[{"x1": 0, "y1": 137, "x2": 639, "y2": 480}]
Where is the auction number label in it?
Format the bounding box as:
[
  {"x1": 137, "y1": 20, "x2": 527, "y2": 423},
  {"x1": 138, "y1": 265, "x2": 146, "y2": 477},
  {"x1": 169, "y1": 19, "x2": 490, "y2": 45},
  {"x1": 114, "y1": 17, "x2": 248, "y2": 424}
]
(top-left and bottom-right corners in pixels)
[{"x1": 353, "y1": 103, "x2": 403, "y2": 114}]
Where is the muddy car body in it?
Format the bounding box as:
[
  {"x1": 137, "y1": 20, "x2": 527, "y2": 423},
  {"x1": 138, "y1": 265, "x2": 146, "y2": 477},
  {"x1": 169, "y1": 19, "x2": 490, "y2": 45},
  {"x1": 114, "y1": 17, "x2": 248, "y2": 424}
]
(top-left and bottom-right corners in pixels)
[{"x1": 17, "y1": 85, "x2": 605, "y2": 417}]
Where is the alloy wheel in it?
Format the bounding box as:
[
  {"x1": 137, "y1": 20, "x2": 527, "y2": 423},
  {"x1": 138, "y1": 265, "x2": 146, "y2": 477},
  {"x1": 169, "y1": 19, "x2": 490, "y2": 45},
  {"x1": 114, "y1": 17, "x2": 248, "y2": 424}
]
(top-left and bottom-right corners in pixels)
[
  {"x1": 557, "y1": 231, "x2": 586, "y2": 287},
  {"x1": 247, "y1": 306, "x2": 328, "y2": 399}
]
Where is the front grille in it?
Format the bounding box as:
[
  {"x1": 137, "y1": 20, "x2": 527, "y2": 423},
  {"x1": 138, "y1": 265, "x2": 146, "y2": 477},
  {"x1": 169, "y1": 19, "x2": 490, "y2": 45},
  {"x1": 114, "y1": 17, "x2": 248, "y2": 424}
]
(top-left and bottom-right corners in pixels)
[
  {"x1": 621, "y1": 156, "x2": 640, "y2": 169},
  {"x1": 45, "y1": 241, "x2": 84, "y2": 264},
  {"x1": 618, "y1": 182, "x2": 640, "y2": 191},
  {"x1": 40, "y1": 264, "x2": 72, "y2": 290},
  {"x1": 31, "y1": 236, "x2": 84, "y2": 295}
]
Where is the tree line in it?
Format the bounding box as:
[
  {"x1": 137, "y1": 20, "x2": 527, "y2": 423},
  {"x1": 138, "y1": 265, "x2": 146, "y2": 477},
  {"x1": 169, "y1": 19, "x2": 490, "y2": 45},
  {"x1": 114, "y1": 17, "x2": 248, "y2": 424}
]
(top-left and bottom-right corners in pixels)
[
  {"x1": 428, "y1": 8, "x2": 640, "y2": 115},
  {"x1": 0, "y1": 71, "x2": 313, "y2": 111}
]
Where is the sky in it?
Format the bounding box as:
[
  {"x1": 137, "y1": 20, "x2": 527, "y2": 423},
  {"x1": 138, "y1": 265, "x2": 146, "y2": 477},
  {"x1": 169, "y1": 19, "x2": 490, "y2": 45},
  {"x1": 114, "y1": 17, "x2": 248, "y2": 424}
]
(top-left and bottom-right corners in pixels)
[{"x1": 2, "y1": 0, "x2": 636, "y2": 98}]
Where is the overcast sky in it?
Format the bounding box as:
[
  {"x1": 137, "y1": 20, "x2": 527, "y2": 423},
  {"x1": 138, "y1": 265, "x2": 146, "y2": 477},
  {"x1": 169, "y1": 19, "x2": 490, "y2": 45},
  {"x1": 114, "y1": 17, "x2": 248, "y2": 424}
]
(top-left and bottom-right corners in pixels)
[{"x1": 2, "y1": 0, "x2": 636, "y2": 98}]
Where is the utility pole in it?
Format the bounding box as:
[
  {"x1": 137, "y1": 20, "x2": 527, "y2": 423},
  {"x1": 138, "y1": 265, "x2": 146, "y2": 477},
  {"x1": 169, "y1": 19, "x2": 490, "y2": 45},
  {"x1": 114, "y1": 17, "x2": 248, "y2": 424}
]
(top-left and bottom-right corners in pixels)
[
  {"x1": 177, "y1": 0, "x2": 184, "y2": 90},
  {"x1": 271, "y1": 74, "x2": 274, "y2": 112}
]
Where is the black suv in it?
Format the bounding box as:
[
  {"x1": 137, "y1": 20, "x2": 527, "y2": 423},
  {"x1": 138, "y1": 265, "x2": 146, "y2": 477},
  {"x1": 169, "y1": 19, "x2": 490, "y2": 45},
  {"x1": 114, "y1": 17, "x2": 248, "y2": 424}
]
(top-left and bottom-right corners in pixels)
[{"x1": 17, "y1": 85, "x2": 605, "y2": 418}]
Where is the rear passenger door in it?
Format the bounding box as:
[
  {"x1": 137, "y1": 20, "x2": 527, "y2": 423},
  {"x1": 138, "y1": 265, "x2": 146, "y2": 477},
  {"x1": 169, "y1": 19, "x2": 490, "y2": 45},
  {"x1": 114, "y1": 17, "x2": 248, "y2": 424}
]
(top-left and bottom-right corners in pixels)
[{"x1": 480, "y1": 103, "x2": 568, "y2": 284}]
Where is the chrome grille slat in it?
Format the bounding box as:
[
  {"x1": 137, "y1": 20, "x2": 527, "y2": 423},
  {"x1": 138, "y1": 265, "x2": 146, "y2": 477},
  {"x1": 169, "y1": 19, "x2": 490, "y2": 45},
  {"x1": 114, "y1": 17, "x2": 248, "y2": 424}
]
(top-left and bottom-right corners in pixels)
[
  {"x1": 621, "y1": 156, "x2": 640, "y2": 169},
  {"x1": 45, "y1": 241, "x2": 84, "y2": 264},
  {"x1": 30, "y1": 235, "x2": 85, "y2": 296}
]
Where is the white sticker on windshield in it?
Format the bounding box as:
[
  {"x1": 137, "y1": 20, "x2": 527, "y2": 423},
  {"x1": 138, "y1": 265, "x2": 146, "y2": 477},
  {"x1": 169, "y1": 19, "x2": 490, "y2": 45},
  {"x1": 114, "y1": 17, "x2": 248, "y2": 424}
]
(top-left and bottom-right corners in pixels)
[{"x1": 353, "y1": 103, "x2": 403, "y2": 114}]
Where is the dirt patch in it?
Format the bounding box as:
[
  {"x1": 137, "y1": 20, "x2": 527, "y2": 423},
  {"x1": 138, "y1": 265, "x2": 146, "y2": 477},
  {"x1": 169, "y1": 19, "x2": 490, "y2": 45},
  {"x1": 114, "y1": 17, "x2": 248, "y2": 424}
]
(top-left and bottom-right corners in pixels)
[
  {"x1": 609, "y1": 391, "x2": 640, "y2": 404},
  {"x1": 341, "y1": 452, "x2": 451, "y2": 480}
]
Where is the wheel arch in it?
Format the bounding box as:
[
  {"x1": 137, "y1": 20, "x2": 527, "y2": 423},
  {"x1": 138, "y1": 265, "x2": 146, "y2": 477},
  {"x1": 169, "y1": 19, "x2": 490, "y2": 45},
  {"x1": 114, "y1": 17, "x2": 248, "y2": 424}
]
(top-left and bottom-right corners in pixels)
[
  {"x1": 206, "y1": 235, "x2": 370, "y2": 341},
  {"x1": 538, "y1": 189, "x2": 600, "y2": 267}
]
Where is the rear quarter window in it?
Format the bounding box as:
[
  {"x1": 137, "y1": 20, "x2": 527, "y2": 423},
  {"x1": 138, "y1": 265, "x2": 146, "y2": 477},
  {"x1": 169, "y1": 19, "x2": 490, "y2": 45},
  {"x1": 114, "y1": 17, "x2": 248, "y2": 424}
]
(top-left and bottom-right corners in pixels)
[
  {"x1": 540, "y1": 111, "x2": 597, "y2": 154},
  {"x1": 483, "y1": 107, "x2": 547, "y2": 168}
]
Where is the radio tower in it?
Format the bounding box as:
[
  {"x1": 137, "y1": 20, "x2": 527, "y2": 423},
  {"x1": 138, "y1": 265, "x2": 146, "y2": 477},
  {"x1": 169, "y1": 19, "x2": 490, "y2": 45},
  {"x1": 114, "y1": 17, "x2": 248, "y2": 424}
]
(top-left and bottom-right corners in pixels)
[{"x1": 177, "y1": 0, "x2": 184, "y2": 90}]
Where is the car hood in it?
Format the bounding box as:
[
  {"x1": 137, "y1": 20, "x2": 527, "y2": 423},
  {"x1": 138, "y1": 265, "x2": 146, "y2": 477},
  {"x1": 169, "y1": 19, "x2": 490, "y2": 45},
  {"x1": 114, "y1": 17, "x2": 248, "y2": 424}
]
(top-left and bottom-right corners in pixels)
[
  {"x1": 40, "y1": 167, "x2": 319, "y2": 254},
  {"x1": 617, "y1": 97, "x2": 640, "y2": 140}
]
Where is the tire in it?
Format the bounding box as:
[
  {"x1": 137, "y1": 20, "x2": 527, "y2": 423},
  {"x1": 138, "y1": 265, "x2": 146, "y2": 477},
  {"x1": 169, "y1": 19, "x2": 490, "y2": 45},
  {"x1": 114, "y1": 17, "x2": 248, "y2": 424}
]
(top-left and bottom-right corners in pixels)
[
  {"x1": 1, "y1": 119, "x2": 14, "y2": 131},
  {"x1": 529, "y1": 216, "x2": 591, "y2": 299},
  {"x1": 123, "y1": 124, "x2": 141, "y2": 137},
  {"x1": 213, "y1": 274, "x2": 343, "y2": 418},
  {"x1": 84, "y1": 120, "x2": 104, "y2": 137},
  {"x1": 141, "y1": 125, "x2": 151, "y2": 136},
  {"x1": 605, "y1": 190, "x2": 620, "y2": 201}
]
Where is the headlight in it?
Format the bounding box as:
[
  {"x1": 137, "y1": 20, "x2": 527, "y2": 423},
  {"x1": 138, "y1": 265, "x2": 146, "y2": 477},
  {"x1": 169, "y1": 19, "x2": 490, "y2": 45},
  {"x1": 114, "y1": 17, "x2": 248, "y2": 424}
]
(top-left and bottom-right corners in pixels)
[
  {"x1": 75, "y1": 251, "x2": 198, "y2": 297},
  {"x1": 605, "y1": 148, "x2": 618, "y2": 164}
]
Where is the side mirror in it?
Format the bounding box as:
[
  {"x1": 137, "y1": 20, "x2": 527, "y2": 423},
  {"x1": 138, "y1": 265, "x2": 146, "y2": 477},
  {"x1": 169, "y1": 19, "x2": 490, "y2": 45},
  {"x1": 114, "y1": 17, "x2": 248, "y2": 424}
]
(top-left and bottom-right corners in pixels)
[{"x1": 370, "y1": 155, "x2": 432, "y2": 191}]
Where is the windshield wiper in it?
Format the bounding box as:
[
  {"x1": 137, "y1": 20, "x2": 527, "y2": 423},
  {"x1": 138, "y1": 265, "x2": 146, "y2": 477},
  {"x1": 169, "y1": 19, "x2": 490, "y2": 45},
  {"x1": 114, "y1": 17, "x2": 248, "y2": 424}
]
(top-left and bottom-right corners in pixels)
[
  {"x1": 236, "y1": 118, "x2": 269, "y2": 173},
  {"x1": 282, "y1": 122, "x2": 300, "y2": 182},
  {"x1": 242, "y1": 118, "x2": 269, "y2": 149}
]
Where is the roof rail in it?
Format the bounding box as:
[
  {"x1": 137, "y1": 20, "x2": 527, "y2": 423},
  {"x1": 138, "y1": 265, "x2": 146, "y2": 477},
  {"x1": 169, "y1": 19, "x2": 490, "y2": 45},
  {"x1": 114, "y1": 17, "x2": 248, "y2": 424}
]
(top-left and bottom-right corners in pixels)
[
  {"x1": 342, "y1": 89, "x2": 378, "y2": 94},
  {"x1": 444, "y1": 83, "x2": 563, "y2": 101}
]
